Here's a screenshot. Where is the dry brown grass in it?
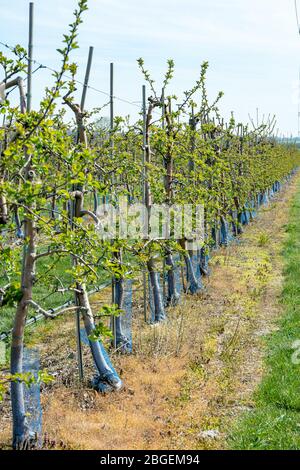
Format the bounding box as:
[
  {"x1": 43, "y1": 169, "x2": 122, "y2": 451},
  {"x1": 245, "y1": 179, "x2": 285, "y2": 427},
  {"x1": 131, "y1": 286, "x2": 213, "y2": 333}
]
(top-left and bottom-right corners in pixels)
[{"x1": 1, "y1": 176, "x2": 299, "y2": 450}]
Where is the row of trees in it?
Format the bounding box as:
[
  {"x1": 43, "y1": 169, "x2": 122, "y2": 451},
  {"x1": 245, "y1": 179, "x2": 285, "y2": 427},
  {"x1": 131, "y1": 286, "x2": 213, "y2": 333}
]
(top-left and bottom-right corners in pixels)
[{"x1": 0, "y1": 0, "x2": 299, "y2": 449}]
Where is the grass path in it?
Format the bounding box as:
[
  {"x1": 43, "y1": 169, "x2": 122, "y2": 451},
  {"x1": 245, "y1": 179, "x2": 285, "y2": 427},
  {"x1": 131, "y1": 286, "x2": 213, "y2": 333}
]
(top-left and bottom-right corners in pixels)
[
  {"x1": 1, "y1": 173, "x2": 300, "y2": 450},
  {"x1": 229, "y1": 177, "x2": 300, "y2": 450}
]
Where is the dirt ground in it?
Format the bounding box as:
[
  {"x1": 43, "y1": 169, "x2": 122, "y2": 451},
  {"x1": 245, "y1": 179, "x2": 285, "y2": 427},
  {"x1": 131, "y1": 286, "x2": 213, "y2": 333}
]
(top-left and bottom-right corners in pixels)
[{"x1": 1, "y1": 174, "x2": 299, "y2": 450}]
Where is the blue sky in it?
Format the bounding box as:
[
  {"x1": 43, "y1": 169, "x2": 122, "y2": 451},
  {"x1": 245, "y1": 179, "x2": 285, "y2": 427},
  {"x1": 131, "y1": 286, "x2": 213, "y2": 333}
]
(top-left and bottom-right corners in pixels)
[{"x1": 1, "y1": 0, "x2": 300, "y2": 135}]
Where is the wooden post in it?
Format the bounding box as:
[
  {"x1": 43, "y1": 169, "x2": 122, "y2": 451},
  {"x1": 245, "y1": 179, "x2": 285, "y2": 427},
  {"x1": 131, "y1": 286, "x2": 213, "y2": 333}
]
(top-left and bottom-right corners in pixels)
[
  {"x1": 109, "y1": 63, "x2": 118, "y2": 347},
  {"x1": 75, "y1": 46, "x2": 94, "y2": 382},
  {"x1": 142, "y1": 84, "x2": 147, "y2": 322},
  {"x1": 110, "y1": 62, "x2": 114, "y2": 133},
  {"x1": 27, "y1": 2, "x2": 34, "y2": 112},
  {"x1": 80, "y1": 46, "x2": 94, "y2": 112},
  {"x1": 161, "y1": 87, "x2": 166, "y2": 300}
]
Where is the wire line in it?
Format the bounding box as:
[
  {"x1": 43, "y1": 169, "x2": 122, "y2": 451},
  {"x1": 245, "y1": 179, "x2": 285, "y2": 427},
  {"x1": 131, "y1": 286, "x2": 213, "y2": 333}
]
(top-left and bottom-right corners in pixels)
[{"x1": 0, "y1": 40, "x2": 148, "y2": 112}]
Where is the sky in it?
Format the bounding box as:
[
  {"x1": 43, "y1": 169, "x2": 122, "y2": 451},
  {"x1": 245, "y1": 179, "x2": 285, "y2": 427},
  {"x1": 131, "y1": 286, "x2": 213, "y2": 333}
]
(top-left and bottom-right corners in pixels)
[{"x1": 1, "y1": 0, "x2": 300, "y2": 135}]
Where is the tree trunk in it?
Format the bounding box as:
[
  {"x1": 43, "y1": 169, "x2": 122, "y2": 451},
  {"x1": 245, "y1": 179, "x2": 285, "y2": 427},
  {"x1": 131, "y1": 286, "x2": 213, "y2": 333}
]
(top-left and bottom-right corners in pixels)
[
  {"x1": 75, "y1": 283, "x2": 122, "y2": 391},
  {"x1": 180, "y1": 239, "x2": 202, "y2": 294},
  {"x1": 220, "y1": 215, "x2": 229, "y2": 246},
  {"x1": 200, "y1": 246, "x2": 210, "y2": 276},
  {"x1": 165, "y1": 250, "x2": 180, "y2": 306},
  {"x1": 234, "y1": 196, "x2": 243, "y2": 235},
  {"x1": 93, "y1": 190, "x2": 98, "y2": 214},
  {"x1": 0, "y1": 193, "x2": 8, "y2": 225},
  {"x1": 200, "y1": 211, "x2": 210, "y2": 276},
  {"x1": 184, "y1": 253, "x2": 202, "y2": 294},
  {"x1": 114, "y1": 276, "x2": 131, "y2": 352},
  {"x1": 14, "y1": 208, "x2": 24, "y2": 238},
  {"x1": 11, "y1": 216, "x2": 36, "y2": 449},
  {"x1": 144, "y1": 101, "x2": 166, "y2": 322},
  {"x1": 147, "y1": 259, "x2": 165, "y2": 322}
]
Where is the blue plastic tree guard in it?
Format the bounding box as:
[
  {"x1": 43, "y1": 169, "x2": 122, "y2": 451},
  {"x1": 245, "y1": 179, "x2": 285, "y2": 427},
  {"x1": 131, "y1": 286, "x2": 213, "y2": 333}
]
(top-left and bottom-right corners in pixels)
[
  {"x1": 211, "y1": 226, "x2": 218, "y2": 249},
  {"x1": 164, "y1": 253, "x2": 183, "y2": 294},
  {"x1": 120, "y1": 279, "x2": 133, "y2": 353},
  {"x1": 191, "y1": 252, "x2": 203, "y2": 288},
  {"x1": 231, "y1": 210, "x2": 238, "y2": 236},
  {"x1": 182, "y1": 251, "x2": 203, "y2": 294},
  {"x1": 172, "y1": 253, "x2": 183, "y2": 294},
  {"x1": 200, "y1": 246, "x2": 210, "y2": 275},
  {"x1": 148, "y1": 272, "x2": 164, "y2": 322},
  {"x1": 220, "y1": 218, "x2": 235, "y2": 245},
  {"x1": 23, "y1": 347, "x2": 42, "y2": 447},
  {"x1": 249, "y1": 199, "x2": 257, "y2": 218},
  {"x1": 241, "y1": 209, "x2": 250, "y2": 225},
  {"x1": 227, "y1": 222, "x2": 236, "y2": 242},
  {"x1": 220, "y1": 219, "x2": 228, "y2": 245},
  {"x1": 80, "y1": 328, "x2": 121, "y2": 393},
  {"x1": 259, "y1": 191, "x2": 269, "y2": 205}
]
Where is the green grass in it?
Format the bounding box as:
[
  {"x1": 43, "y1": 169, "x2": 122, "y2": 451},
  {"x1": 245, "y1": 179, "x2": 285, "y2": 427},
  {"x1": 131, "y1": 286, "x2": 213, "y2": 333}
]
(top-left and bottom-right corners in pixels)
[
  {"x1": 0, "y1": 253, "x2": 109, "y2": 335},
  {"x1": 229, "y1": 187, "x2": 300, "y2": 450}
]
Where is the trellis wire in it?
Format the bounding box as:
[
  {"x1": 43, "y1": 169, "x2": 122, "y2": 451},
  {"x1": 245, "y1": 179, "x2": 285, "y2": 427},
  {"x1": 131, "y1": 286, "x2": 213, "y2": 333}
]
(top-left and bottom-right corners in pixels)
[
  {"x1": 0, "y1": 40, "x2": 160, "y2": 115},
  {"x1": 0, "y1": 282, "x2": 110, "y2": 343}
]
